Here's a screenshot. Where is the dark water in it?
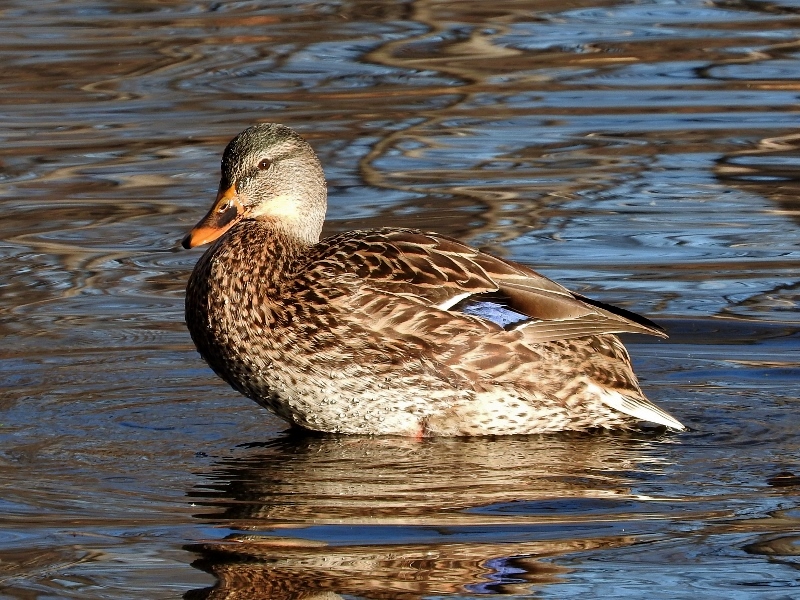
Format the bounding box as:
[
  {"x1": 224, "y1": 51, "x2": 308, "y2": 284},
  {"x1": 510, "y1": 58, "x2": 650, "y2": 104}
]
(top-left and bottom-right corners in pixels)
[{"x1": 1, "y1": 0, "x2": 799, "y2": 598}]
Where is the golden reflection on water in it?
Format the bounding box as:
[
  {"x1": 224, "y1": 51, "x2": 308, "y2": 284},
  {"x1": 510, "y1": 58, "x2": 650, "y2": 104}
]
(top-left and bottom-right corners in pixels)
[
  {"x1": 185, "y1": 434, "x2": 669, "y2": 598},
  {"x1": 186, "y1": 537, "x2": 583, "y2": 599},
  {"x1": 191, "y1": 435, "x2": 661, "y2": 525}
]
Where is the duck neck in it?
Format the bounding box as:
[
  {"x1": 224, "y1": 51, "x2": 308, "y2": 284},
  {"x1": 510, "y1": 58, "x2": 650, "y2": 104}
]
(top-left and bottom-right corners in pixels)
[
  {"x1": 188, "y1": 220, "x2": 311, "y2": 308},
  {"x1": 224, "y1": 219, "x2": 311, "y2": 282}
]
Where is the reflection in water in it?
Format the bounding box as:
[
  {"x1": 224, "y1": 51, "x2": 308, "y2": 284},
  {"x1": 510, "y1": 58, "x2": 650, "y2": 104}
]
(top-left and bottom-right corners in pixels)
[
  {"x1": 185, "y1": 433, "x2": 670, "y2": 598},
  {"x1": 190, "y1": 434, "x2": 667, "y2": 524},
  {"x1": 186, "y1": 537, "x2": 577, "y2": 599}
]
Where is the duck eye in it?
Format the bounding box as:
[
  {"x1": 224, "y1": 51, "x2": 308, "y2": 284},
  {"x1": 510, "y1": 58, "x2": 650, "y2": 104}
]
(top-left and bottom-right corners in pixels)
[{"x1": 257, "y1": 158, "x2": 272, "y2": 171}]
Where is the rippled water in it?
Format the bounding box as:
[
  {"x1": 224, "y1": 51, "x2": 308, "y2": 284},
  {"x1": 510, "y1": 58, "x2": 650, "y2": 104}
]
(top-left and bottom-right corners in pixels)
[{"x1": 1, "y1": 0, "x2": 798, "y2": 598}]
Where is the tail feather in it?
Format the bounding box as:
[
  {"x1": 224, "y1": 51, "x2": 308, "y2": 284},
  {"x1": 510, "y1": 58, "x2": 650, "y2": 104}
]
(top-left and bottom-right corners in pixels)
[{"x1": 587, "y1": 383, "x2": 685, "y2": 430}]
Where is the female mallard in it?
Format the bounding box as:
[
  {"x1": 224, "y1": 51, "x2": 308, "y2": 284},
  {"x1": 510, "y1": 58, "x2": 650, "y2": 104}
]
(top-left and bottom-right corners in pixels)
[{"x1": 182, "y1": 123, "x2": 684, "y2": 436}]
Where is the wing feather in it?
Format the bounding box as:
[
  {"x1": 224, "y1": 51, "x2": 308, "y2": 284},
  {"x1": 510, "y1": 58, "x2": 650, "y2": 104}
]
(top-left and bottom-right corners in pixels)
[
  {"x1": 304, "y1": 228, "x2": 666, "y2": 342},
  {"x1": 295, "y1": 228, "x2": 681, "y2": 430}
]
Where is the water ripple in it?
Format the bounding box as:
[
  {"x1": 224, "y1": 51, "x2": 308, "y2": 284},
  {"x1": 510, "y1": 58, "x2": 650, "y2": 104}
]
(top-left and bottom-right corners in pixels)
[{"x1": 0, "y1": 0, "x2": 799, "y2": 598}]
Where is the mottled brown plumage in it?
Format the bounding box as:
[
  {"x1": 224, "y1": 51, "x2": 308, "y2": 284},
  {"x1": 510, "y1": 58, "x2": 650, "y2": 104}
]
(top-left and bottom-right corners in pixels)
[{"x1": 183, "y1": 123, "x2": 685, "y2": 436}]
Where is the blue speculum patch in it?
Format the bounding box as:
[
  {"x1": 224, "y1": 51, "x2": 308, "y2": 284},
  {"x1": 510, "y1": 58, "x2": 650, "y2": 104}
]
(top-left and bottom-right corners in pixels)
[{"x1": 453, "y1": 295, "x2": 531, "y2": 329}]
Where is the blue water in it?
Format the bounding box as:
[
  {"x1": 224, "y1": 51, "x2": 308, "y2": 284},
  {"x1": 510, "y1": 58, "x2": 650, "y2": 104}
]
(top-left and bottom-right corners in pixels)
[{"x1": 0, "y1": 0, "x2": 798, "y2": 598}]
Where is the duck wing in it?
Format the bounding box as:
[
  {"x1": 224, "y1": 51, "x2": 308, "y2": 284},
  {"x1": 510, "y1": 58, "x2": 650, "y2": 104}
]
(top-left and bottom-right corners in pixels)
[
  {"x1": 297, "y1": 228, "x2": 682, "y2": 431},
  {"x1": 306, "y1": 228, "x2": 666, "y2": 343}
]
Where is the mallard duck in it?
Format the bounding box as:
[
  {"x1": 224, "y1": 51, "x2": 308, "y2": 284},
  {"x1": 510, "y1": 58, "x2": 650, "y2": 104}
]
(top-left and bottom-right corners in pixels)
[{"x1": 182, "y1": 123, "x2": 684, "y2": 436}]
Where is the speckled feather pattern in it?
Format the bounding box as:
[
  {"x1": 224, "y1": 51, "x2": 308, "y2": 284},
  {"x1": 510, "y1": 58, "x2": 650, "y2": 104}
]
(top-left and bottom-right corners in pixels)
[{"x1": 187, "y1": 222, "x2": 668, "y2": 435}]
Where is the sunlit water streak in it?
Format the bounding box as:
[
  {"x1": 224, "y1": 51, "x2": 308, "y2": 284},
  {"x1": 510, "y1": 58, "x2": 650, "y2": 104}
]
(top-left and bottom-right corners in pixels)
[{"x1": 0, "y1": 0, "x2": 798, "y2": 598}]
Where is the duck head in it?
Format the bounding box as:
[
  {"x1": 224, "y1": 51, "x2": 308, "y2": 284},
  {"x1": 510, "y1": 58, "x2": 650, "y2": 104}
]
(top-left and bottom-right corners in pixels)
[{"x1": 182, "y1": 123, "x2": 327, "y2": 249}]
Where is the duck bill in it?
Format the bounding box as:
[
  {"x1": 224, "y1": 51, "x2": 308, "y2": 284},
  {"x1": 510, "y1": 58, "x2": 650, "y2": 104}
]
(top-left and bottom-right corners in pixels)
[{"x1": 182, "y1": 185, "x2": 244, "y2": 249}]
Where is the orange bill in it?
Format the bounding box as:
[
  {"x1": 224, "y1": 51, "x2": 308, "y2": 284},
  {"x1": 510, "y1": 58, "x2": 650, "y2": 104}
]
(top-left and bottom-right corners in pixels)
[{"x1": 182, "y1": 185, "x2": 244, "y2": 249}]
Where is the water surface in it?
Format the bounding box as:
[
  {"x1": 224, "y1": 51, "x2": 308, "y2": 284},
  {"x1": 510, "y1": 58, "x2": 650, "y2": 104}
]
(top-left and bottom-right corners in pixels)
[{"x1": 0, "y1": 0, "x2": 799, "y2": 598}]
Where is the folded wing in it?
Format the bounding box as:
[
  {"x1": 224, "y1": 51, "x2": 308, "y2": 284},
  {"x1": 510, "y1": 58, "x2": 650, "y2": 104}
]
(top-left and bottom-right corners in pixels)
[{"x1": 309, "y1": 228, "x2": 666, "y2": 343}]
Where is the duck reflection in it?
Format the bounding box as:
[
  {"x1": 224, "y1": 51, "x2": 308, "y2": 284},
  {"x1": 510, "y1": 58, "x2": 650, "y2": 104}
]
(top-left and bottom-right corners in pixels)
[{"x1": 185, "y1": 432, "x2": 668, "y2": 599}]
